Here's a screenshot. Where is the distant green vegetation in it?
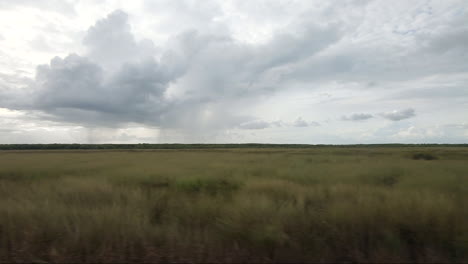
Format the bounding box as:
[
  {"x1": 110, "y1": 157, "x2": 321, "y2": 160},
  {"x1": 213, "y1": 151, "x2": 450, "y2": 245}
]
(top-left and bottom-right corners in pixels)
[
  {"x1": 0, "y1": 147, "x2": 467, "y2": 263},
  {"x1": 1, "y1": 143, "x2": 467, "y2": 150}
]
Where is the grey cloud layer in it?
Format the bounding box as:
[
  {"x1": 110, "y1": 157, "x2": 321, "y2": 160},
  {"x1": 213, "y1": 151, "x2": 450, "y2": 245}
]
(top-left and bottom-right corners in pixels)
[
  {"x1": 238, "y1": 120, "x2": 271, "y2": 130},
  {"x1": 292, "y1": 117, "x2": 320, "y2": 128},
  {"x1": 32, "y1": 54, "x2": 173, "y2": 126},
  {"x1": 238, "y1": 117, "x2": 318, "y2": 130},
  {"x1": 380, "y1": 108, "x2": 416, "y2": 121},
  {"x1": 0, "y1": 0, "x2": 467, "y2": 143},
  {"x1": 342, "y1": 113, "x2": 374, "y2": 121},
  {"x1": 342, "y1": 110, "x2": 415, "y2": 122},
  {"x1": 2, "y1": 9, "x2": 341, "y2": 130}
]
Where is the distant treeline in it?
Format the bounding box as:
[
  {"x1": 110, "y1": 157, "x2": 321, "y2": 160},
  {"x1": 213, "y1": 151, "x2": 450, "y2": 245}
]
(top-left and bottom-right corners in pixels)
[{"x1": 0, "y1": 143, "x2": 467, "y2": 150}]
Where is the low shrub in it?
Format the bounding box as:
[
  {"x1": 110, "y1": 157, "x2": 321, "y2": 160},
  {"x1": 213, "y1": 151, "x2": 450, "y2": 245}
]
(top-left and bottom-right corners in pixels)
[{"x1": 412, "y1": 153, "x2": 438, "y2": 160}]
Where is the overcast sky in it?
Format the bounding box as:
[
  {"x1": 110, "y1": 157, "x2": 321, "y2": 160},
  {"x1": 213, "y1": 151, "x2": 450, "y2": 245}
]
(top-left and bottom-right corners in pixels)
[{"x1": 0, "y1": 0, "x2": 467, "y2": 144}]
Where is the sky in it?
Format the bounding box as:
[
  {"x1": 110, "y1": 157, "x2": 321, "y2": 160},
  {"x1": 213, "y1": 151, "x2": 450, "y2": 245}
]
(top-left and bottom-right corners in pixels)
[{"x1": 0, "y1": 0, "x2": 467, "y2": 144}]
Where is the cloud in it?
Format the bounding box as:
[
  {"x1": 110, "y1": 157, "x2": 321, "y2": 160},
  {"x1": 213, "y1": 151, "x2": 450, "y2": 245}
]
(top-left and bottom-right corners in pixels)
[
  {"x1": 1, "y1": 2, "x2": 467, "y2": 144},
  {"x1": 83, "y1": 10, "x2": 158, "y2": 70},
  {"x1": 28, "y1": 53, "x2": 175, "y2": 126},
  {"x1": 427, "y1": 28, "x2": 468, "y2": 54},
  {"x1": 445, "y1": 123, "x2": 468, "y2": 129},
  {"x1": 238, "y1": 117, "x2": 320, "y2": 130},
  {"x1": 238, "y1": 120, "x2": 271, "y2": 130},
  {"x1": 0, "y1": 0, "x2": 76, "y2": 14},
  {"x1": 29, "y1": 35, "x2": 55, "y2": 52},
  {"x1": 293, "y1": 117, "x2": 309, "y2": 127},
  {"x1": 144, "y1": 0, "x2": 223, "y2": 35},
  {"x1": 342, "y1": 113, "x2": 373, "y2": 121},
  {"x1": 2, "y1": 11, "x2": 178, "y2": 128},
  {"x1": 1, "y1": 9, "x2": 342, "y2": 133},
  {"x1": 381, "y1": 108, "x2": 416, "y2": 121},
  {"x1": 270, "y1": 120, "x2": 284, "y2": 127},
  {"x1": 394, "y1": 125, "x2": 443, "y2": 139}
]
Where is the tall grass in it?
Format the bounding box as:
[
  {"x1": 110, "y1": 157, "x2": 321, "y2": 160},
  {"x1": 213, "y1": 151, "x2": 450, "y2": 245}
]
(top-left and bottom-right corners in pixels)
[{"x1": 0, "y1": 147, "x2": 467, "y2": 262}]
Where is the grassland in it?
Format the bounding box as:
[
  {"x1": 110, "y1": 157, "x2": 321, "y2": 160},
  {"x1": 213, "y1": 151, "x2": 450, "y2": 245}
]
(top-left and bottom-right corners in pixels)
[{"x1": 0, "y1": 147, "x2": 467, "y2": 263}]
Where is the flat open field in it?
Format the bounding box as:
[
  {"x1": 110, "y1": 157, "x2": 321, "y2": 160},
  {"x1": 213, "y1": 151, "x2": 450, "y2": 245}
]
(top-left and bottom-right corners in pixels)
[{"x1": 0, "y1": 147, "x2": 467, "y2": 263}]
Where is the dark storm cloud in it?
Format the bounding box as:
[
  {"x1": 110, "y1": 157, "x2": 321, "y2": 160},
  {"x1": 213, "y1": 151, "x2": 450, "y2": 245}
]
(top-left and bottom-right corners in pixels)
[
  {"x1": 342, "y1": 113, "x2": 374, "y2": 121},
  {"x1": 380, "y1": 108, "x2": 416, "y2": 121},
  {"x1": 30, "y1": 53, "x2": 174, "y2": 126},
  {"x1": 34, "y1": 54, "x2": 104, "y2": 112}
]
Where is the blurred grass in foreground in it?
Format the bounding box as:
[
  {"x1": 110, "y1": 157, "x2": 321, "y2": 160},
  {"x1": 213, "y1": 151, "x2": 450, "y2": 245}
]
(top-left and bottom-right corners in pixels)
[{"x1": 0, "y1": 147, "x2": 467, "y2": 263}]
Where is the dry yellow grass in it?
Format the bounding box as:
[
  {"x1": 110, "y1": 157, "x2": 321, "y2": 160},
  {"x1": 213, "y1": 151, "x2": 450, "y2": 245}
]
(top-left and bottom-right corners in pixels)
[{"x1": 0, "y1": 147, "x2": 467, "y2": 262}]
